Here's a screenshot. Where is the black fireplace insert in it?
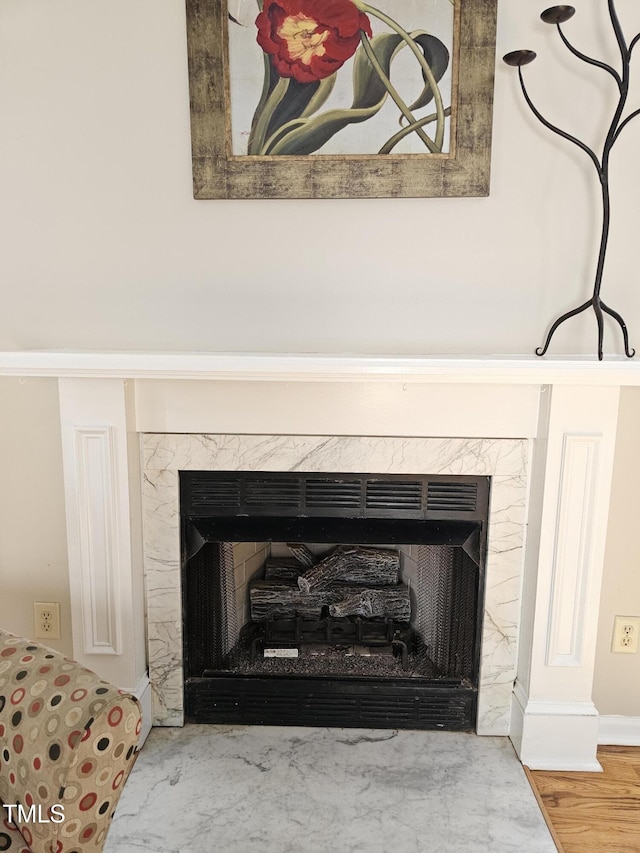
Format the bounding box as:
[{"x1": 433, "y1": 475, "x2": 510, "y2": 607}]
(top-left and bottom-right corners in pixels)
[{"x1": 181, "y1": 471, "x2": 489, "y2": 731}]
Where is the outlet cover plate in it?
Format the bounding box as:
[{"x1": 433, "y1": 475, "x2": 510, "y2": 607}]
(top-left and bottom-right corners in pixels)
[
  {"x1": 34, "y1": 601, "x2": 61, "y2": 640},
  {"x1": 612, "y1": 615, "x2": 640, "y2": 654}
]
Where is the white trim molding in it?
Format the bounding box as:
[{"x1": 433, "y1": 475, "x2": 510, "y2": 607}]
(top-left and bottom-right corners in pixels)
[
  {"x1": 510, "y1": 386, "x2": 620, "y2": 772},
  {"x1": 512, "y1": 680, "x2": 602, "y2": 772},
  {"x1": 1, "y1": 351, "x2": 640, "y2": 385},
  {"x1": 546, "y1": 434, "x2": 601, "y2": 667},
  {"x1": 58, "y1": 378, "x2": 148, "y2": 694},
  {"x1": 73, "y1": 426, "x2": 122, "y2": 655},
  {"x1": 598, "y1": 716, "x2": 640, "y2": 746}
]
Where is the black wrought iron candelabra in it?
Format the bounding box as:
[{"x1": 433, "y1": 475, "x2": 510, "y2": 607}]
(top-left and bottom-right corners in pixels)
[{"x1": 504, "y1": 3, "x2": 640, "y2": 360}]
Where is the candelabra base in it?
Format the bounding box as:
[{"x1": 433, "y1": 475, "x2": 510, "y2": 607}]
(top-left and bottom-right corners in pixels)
[{"x1": 535, "y1": 296, "x2": 636, "y2": 361}]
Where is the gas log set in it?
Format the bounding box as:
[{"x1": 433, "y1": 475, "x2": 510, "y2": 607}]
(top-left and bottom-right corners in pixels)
[
  {"x1": 248, "y1": 545, "x2": 413, "y2": 670},
  {"x1": 250, "y1": 545, "x2": 410, "y2": 620}
]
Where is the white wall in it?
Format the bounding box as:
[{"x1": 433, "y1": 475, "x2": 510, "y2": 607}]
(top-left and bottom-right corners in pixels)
[
  {"x1": 0, "y1": 0, "x2": 639, "y2": 356},
  {"x1": 594, "y1": 385, "x2": 640, "y2": 717},
  {"x1": 0, "y1": 378, "x2": 72, "y2": 655}
]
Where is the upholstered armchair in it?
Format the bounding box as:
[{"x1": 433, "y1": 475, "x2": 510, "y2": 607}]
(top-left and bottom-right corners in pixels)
[{"x1": 0, "y1": 629, "x2": 142, "y2": 853}]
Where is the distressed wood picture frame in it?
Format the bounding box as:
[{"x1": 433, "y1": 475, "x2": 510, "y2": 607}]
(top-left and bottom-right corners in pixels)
[{"x1": 186, "y1": 0, "x2": 498, "y2": 199}]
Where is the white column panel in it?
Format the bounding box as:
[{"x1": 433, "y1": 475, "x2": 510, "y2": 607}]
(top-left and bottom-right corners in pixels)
[
  {"x1": 73, "y1": 426, "x2": 121, "y2": 654},
  {"x1": 58, "y1": 379, "x2": 147, "y2": 704},
  {"x1": 512, "y1": 385, "x2": 620, "y2": 770},
  {"x1": 546, "y1": 434, "x2": 600, "y2": 667}
]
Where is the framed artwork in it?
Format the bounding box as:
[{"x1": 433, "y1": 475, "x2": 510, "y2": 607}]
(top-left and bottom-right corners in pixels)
[{"x1": 186, "y1": 0, "x2": 498, "y2": 198}]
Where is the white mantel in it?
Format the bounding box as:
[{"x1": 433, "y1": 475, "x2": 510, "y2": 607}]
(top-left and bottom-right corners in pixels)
[
  {"x1": 12, "y1": 351, "x2": 630, "y2": 771},
  {"x1": 1, "y1": 351, "x2": 640, "y2": 385}
]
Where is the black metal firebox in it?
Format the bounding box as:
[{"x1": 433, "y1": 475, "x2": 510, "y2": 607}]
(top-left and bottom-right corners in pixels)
[{"x1": 181, "y1": 472, "x2": 489, "y2": 731}]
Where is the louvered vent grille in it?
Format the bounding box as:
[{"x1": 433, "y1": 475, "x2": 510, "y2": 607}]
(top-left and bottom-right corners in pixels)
[
  {"x1": 183, "y1": 473, "x2": 486, "y2": 519},
  {"x1": 427, "y1": 482, "x2": 477, "y2": 513},
  {"x1": 189, "y1": 478, "x2": 241, "y2": 511},
  {"x1": 245, "y1": 478, "x2": 301, "y2": 508},
  {"x1": 305, "y1": 479, "x2": 361, "y2": 508},
  {"x1": 365, "y1": 480, "x2": 423, "y2": 512},
  {"x1": 187, "y1": 679, "x2": 476, "y2": 730}
]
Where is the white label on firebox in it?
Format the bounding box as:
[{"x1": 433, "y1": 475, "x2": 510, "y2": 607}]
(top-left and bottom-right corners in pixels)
[{"x1": 264, "y1": 648, "x2": 299, "y2": 658}]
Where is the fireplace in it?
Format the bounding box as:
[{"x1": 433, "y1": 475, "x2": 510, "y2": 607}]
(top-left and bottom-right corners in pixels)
[
  {"x1": 180, "y1": 469, "x2": 494, "y2": 730},
  {"x1": 141, "y1": 433, "x2": 526, "y2": 736},
  {"x1": 50, "y1": 368, "x2": 622, "y2": 770},
  {"x1": 143, "y1": 433, "x2": 528, "y2": 735}
]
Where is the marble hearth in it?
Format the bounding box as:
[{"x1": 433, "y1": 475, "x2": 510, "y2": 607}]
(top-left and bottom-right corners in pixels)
[
  {"x1": 142, "y1": 434, "x2": 528, "y2": 734},
  {"x1": 38, "y1": 356, "x2": 626, "y2": 770}
]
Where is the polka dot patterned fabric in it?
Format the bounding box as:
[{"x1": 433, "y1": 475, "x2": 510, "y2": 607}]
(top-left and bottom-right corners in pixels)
[{"x1": 0, "y1": 630, "x2": 141, "y2": 853}]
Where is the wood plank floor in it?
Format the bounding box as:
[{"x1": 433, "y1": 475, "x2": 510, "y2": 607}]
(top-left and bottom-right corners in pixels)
[{"x1": 526, "y1": 746, "x2": 640, "y2": 853}]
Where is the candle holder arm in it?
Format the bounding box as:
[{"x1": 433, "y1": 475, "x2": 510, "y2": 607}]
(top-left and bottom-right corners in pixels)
[
  {"x1": 613, "y1": 107, "x2": 640, "y2": 143},
  {"x1": 608, "y1": 0, "x2": 628, "y2": 60},
  {"x1": 555, "y1": 23, "x2": 621, "y2": 86},
  {"x1": 601, "y1": 302, "x2": 636, "y2": 358},
  {"x1": 517, "y1": 66, "x2": 602, "y2": 175},
  {"x1": 535, "y1": 300, "x2": 592, "y2": 358}
]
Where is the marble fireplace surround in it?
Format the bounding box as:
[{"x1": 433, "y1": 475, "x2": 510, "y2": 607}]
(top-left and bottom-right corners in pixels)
[{"x1": 142, "y1": 434, "x2": 528, "y2": 736}]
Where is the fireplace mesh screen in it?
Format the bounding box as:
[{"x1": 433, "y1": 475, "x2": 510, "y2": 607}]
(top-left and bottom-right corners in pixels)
[
  {"x1": 415, "y1": 544, "x2": 477, "y2": 679},
  {"x1": 219, "y1": 542, "x2": 238, "y2": 658},
  {"x1": 185, "y1": 541, "x2": 238, "y2": 674}
]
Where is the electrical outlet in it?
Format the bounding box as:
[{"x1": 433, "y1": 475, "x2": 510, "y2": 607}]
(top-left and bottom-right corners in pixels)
[
  {"x1": 34, "y1": 602, "x2": 61, "y2": 640},
  {"x1": 612, "y1": 616, "x2": 640, "y2": 654}
]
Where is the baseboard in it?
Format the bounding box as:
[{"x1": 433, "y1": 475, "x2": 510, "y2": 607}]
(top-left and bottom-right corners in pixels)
[
  {"x1": 598, "y1": 715, "x2": 640, "y2": 745},
  {"x1": 522, "y1": 757, "x2": 603, "y2": 772},
  {"x1": 511, "y1": 679, "x2": 602, "y2": 771}
]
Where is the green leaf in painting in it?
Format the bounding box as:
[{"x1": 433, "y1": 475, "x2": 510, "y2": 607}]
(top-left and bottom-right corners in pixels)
[
  {"x1": 248, "y1": 75, "x2": 290, "y2": 155},
  {"x1": 261, "y1": 77, "x2": 337, "y2": 154},
  {"x1": 266, "y1": 78, "x2": 323, "y2": 139},
  {"x1": 267, "y1": 103, "x2": 385, "y2": 155},
  {"x1": 248, "y1": 53, "x2": 279, "y2": 154},
  {"x1": 267, "y1": 33, "x2": 404, "y2": 155},
  {"x1": 352, "y1": 32, "x2": 406, "y2": 107},
  {"x1": 300, "y1": 75, "x2": 337, "y2": 119},
  {"x1": 262, "y1": 119, "x2": 309, "y2": 154},
  {"x1": 406, "y1": 33, "x2": 450, "y2": 113},
  {"x1": 379, "y1": 106, "x2": 451, "y2": 154},
  {"x1": 266, "y1": 30, "x2": 449, "y2": 156}
]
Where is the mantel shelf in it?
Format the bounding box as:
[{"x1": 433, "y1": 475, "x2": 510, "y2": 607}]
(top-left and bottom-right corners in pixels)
[{"x1": 1, "y1": 351, "x2": 640, "y2": 385}]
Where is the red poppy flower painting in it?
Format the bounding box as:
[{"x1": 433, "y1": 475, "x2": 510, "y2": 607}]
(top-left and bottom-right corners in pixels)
[
  {"x1": 226, "y1": 0, "x2": 453, "y2": 156},
  {"x1": 256, "y1": 0, "x2": 373, "y2": 83}
]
